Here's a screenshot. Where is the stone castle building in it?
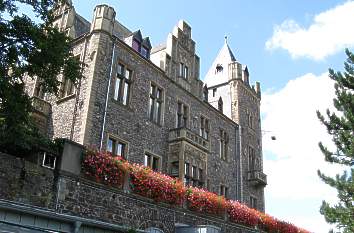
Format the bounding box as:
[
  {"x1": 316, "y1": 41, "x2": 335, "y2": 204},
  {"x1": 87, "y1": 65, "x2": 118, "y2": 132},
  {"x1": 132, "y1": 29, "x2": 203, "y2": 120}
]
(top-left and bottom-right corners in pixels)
[{"x1": 26, "y1": 1, "x2": 267, "y2": 212}]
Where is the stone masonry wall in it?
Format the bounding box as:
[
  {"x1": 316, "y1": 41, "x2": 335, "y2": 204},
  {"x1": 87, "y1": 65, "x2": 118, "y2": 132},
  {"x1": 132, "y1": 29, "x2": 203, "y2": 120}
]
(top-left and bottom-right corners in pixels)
[
  {"x1": 56, "y1": 174, "x2": 257, "y2": 233},
  {"x1": 0, "y1": 152, "x2": 261, "y2": 233},
  {"x1": 0, "y1": 152, "x2": 55, "y2": 208},
  {"x1": 231, "y1": 80, "x2": 264, "y2": 211},
  {"x1": 84, "y1": 33, "x2": 240, "y2": 200}
]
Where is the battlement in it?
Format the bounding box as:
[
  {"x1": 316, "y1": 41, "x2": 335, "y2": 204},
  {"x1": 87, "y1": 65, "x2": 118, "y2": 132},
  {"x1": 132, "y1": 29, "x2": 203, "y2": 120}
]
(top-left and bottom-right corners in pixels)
[{"x1": 228, "y1": 62, "x2": 261, "y2": 97}]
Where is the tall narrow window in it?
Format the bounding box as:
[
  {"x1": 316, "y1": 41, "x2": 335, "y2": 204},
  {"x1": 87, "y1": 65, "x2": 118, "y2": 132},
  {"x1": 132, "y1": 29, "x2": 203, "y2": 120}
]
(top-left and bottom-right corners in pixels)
[
  {"x1": 59, "y1": 56, "x2": 79, "y2": 99},
  {"x1": 184, "y1": 162, "x2": 190, "y2": 185},
  {"x1": 132, "y1": 39, "x2": 140, "y2": 52},
  {"x1": 218, "y1": 97, "x2": 223, "y2": 113},
  {"x1": 220, "y1": 130, "x2": 228, "y2": 160},
  {"x1": 59, "y1": 77, "x2": 74, "y2": 98},
  {"x1": 184, "y1": 66, "x2": 188, "y2": 79},
  {"x1": 114, "y1": 63, "x2": 131, "y2": 106},
  {"x1": 177, "y1": 102, "x2": 189, "y2": 128},
  {"x1": 200, "y1": 116, "x2": 209, "y2": 140},
  {"x1": 248, "y1": 146, "x2": 256, "y2": 171},
  {"x1": 149, "y1": 83, "x2": 163, "y2": 124},
  {"x1": 250, "y1": 196, "x2": 257, "y2": 209},
  {"x1": 220, "y1": 185, "x2": 228, "y2": 198},
  {"x1": 198, "y1": 168, "x2": 204, "y2": 187},
  {"x1": 33, "y1": 79, "x2": 45, "y2": 99},
  {"x1": 179, "y1": 63, "x2": 184, "y2": 77}
]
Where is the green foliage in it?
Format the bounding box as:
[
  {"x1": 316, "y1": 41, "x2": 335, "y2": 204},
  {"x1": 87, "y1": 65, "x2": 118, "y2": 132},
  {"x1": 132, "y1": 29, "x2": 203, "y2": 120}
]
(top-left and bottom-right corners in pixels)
[
  {"x1": 317, "y1": 49, "x2": 354, "y2": 233},
  {"x1": 0, "y1": 0, "x2": 81, "y2": 156}
]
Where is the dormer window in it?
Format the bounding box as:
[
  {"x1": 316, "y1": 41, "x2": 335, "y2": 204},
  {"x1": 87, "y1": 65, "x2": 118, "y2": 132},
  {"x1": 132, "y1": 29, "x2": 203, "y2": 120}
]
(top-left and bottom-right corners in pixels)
[
  {"x1": 127, "y1": 30, "x2": 151, "y2": 59},
  {"x1": 141, "y1": 46, "x2": 149, "y2": 58},
  {"x1": 132, "y1": 39, "x2": 140, "y2": 52}
]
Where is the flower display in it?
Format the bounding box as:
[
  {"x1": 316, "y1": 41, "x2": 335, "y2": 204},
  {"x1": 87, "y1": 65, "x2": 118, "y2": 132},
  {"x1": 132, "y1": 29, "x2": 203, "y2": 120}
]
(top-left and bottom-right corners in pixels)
[
  {"x1": 82, "y1": 149, "x2": 128, "y2": 187},
  {"x1": 81, "y1": 149, "x2": 311, "y2": 233},
  {"x1": 257, "y1": 212, "x2": 278, "y2": 232},
  {"x1": 129, "y1": 163, "x2": 185, "y2": 205},
  {"x1": 227, "y1": 200, "x2": 259, "y2": 227},
  {"x1": 186, "y1": 187, "x2": 226, "y2": 215}
]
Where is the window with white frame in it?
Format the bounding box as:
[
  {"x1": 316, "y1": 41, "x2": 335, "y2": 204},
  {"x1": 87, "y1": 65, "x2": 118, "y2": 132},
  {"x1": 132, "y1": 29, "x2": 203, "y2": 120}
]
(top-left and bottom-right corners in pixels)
[{"x1": 42, "y1": 152, "x2": 56, "y2": 169}]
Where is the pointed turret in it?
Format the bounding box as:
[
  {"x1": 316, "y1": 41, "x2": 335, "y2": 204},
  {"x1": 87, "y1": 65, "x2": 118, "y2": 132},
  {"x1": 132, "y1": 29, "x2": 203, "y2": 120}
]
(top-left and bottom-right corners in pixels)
[{"x1": 204, "y1": 36, "x2": 237, "y2": 87}]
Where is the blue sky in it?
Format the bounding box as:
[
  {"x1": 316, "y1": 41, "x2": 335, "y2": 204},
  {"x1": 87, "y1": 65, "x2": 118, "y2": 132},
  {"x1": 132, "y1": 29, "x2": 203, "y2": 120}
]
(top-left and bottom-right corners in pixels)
[{"x1": 72, "y1": 1, "x2": 353, "y2": 232}]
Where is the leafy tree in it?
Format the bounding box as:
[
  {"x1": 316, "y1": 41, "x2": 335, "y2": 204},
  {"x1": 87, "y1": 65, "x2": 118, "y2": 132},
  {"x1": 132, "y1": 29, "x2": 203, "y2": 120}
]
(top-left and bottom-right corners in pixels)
[
  {"x1": 0, "y1": 0, "x2": 81, "y2": 156},
  {"x1": 317, "y1": 49, "x2": 354, "y2": 233}
]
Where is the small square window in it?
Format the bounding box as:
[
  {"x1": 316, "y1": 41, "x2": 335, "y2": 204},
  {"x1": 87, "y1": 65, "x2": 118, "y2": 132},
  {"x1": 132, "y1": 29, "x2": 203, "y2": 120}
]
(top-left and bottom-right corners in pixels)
[{"x1": 42, "y1": 152, "x2": 56, "y2": 169}]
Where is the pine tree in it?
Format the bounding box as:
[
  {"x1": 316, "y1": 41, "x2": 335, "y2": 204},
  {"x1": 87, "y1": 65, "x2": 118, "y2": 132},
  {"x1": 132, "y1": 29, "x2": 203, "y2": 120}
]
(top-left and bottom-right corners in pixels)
[
  {"x1": 317, "y1": 49, "x2": 354, "y2": 233},
  {"x1": 0, "y1": 0, "x2": 81, "y2": 156}
]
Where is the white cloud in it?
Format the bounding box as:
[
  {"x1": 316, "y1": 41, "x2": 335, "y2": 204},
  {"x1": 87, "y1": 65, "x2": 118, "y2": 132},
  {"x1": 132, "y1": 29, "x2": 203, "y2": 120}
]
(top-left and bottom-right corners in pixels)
[
  {"x1": 262, "y1": 73, "x2": 344, "y2": 232},
  {"x1": 265, "y1": 1, "x2": 354, "y2": 60}
]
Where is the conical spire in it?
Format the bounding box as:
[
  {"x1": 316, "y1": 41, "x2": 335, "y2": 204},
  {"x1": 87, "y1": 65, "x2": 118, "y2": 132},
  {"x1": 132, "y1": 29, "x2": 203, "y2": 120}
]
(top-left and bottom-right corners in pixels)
[{"x1": 204, "y1": 37, "x2": 237, "y2": 87}]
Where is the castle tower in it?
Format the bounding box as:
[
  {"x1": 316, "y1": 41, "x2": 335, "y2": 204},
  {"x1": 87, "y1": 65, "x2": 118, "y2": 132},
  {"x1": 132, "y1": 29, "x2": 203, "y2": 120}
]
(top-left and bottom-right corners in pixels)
[{"x1": 204, "y1": 38, "x2": 266, "y2": 211}]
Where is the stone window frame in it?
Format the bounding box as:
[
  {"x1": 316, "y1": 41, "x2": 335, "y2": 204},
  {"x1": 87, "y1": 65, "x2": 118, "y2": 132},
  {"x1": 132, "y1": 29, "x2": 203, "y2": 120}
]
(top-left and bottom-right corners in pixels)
[
  {"x1": 250, "y1": 195, "x2": 258, "y2": 209},
  {"x1": 219, "y1": 184, "x2": 228, "y2": 198},
  {"x1": 106, "y1": 133, "x2": 129, "y2": 159},
  {"x1": 58, "y1": 54, "x2": 80, "y2": 101},
  {"x1": 199, "y1": 115, "x2": 210, "y2": 140},
  {"x1": 178, "y1": 62, "x2": 189, "y2": 80},
  {"x1": 219, "y1": 129, "x2": 229, "y2": 161},
  {"x1": 33, "y1": 77, "x2": 45, "y2": 99},
  {"x1": 246, "y1": 109, "x2": 254, "y2": 129},
  {"x1": 184, "y1": 161, "x2": 204, "y2": 188},
  {"x1": 113, "y1": 61, "x2": 133, "y2": 106},
  {"x1": 248, "y1": 145, "x2": 257, "y2": 171},
  {"x1": 143, "y1": 150, "x2": 162, "y2": 171},
  {"x1": 148, "y1": 81, "x2": 165, "y2": 126},
  {"x1": 176, "y1": 99, "x2": 190, "y2": 129}
]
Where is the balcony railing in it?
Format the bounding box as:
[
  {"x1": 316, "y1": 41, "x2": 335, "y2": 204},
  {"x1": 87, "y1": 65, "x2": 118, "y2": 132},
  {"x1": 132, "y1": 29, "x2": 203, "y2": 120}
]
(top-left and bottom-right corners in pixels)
[
  {"x1": 169, "y1": 127, "x2": 210, "y2": 151},
  {"x1": 247, "y1": 170, "x2": 267, "y2": 186},
  {"x1": 31, "y1": 96, "x2": 51, "y2": 116}
]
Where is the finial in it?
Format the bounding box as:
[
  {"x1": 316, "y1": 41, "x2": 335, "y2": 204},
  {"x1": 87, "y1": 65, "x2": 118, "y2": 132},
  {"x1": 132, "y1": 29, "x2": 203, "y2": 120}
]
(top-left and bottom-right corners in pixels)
[{"x1": 224, "y1": 35, "x2": 228, "y2": 44}]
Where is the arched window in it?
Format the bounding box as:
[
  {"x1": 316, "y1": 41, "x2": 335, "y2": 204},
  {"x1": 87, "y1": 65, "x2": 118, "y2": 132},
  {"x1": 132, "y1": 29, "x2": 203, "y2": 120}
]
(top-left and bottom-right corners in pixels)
[
  {"x1": 203, "y1": 85, "x2": 208, "y2": 102},
  {"x1": 218, "y1": 97, "x2": 223, "y2": 113}
]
